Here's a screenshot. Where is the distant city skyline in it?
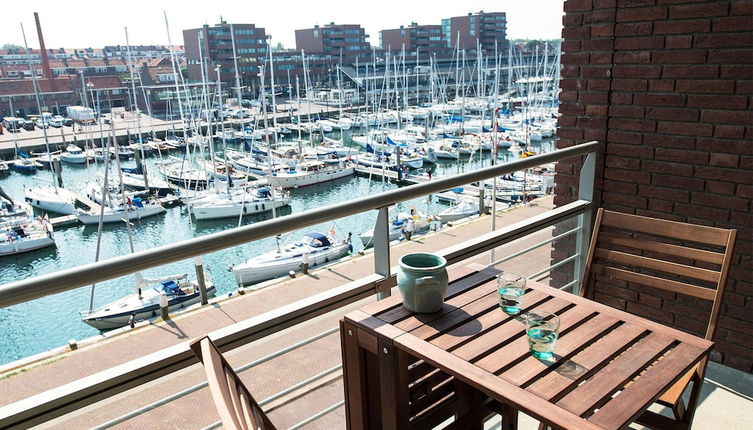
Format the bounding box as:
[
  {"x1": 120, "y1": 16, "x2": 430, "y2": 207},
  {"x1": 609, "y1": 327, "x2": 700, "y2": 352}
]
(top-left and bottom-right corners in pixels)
[{"x1": 1, "y1": 0, "x2": 564, "y2": 51}]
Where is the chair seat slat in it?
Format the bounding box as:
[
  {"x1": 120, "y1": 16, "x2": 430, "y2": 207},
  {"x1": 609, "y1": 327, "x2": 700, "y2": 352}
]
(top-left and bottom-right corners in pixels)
[
  {"x1": 599, "y1": 210, "x2": 731, "y2": 246},
  {"x1": 598, "y1": 233, "x2": 725, "y2": 265}
]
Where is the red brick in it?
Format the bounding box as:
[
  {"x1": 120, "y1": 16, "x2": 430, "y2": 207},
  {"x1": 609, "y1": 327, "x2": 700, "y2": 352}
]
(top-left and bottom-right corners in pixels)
[
  {"x1": 670, "y1": 3, "x2": 729, "y2": 19},
  {"x1": 604, "y1": 168, "x2": 652, "y2": 184},
  {"x1": 583, "y1": 38, "x2": 616, "y2": 51},
  {"x1": 692, "y1": 193, "x2": 749, "y2": 212},
  {"x1": 609, "y1": 105, "x2": 645, "y2": 118},
  {"x1": 652, "y1": 174, "x2": 705, "y2": 190},
  {"x1": 701, "y1": 109, "x2": 753, "y2": 125},
  {"x1": 588, "y1": 78, "x2": 612, "y2": 91},
  {"x1": 561, "y1": 40, "x2": 582, "y2": 53},
  {"x1": 615, "y1": 36, "x2": 665, "y2": 50},
  {"x1": 640, "y1": 184, "x2": 690, "y2": 202},
  {"x1": 611, "y1": 92, "x2": 634, "y2": 104},
  {"x1": 562, "y1": 52, "x2": 590, "y2": 65},
  {"x1": 563, "y1": 13, "x2": 584, "y2": 26},
  {"x1": 614, "y1": 51, "x2": 652, "y2": 63},
  {"x1": 560, "y1": 77, "x2": 584, "y2": 90},
  {"x1": 654, "y1": 19, "x2": 711, "y2": 34},
  {"x1": 657, "y1": 121, "x2": 713, "y2": 136},
  {"x1": 731, "y1": 212, "x2": 753, "y2": 227},
  {"x1": 585, "y1": 128, "x2": 608, "y2": 141},
  {"x1": 653, "y1": 50, "x2": 707, "y2": 64},
  {"x1": 646, "y1": 106, "x2": 699, "y2": 121},
  {"x1": 586, "y1": 105, "x2": 609, "y2": 117},
  {"x1": 738, "y1": 185, "x2": 753, "y2": 199},
  {"x1": 709, "y1": 153, "x2": 741, "y2": 167},
  {"x1": 627, "y1": 301, "x2": 673, "y2": 323},
  {"x1": 611, "y1": 78, "x2": 648, "y2": 91},
  {"x1": 648, "y1": 198, "x2": 674, "y2": 212},
  {"x1": 583, "y1": 66, "x2": 613, "y2": 79},
  {"x1": 594, "y1": 292, "x2": 627, "y2": 309},
  {"x1": 564, "y1": 0, "x2": 593, "y2": 12},
  {"x1": 675, "y1": 79, "x2": 735, "y2": 94},
  {"x1": 559, "y1": 90, "x2": 578, "y2": 102},
  {"x1": 665, "y1": 35, "x2": 693, "y2": 49},
  {"x1": 611, "y1": 118, "x2": 657, "y2": 132},
  {"x1": 579, "y1": 91, "x2": 610, "y2": 104},
  {"x1": 591, "y1": 52, "x2": 614, "y2": 65},
  {"x1": 644, "y1": 134, "x2": 695, "y2": 149},
  {"x1": 688, "y1": 95, "x2": 748, "y2": 109},
  {"x1": 558, "y1": 127, "x2": 585, "y2": 140},
  {"x1": 607, "y1": 141, "x2": 654, "y2": 157},
  {"x1": 603, "y1": 179, "x2": 639, "y2": 194},
  {"x1": 563, "y1": 26, "x2": 591, "y2": 40},
  {"x1": 738, "y1": 81, "x2": 753, "y2": 95},
  {"x1": 695, "y1": 166, "x2": 753, "y2": 184},
  {"x1": 606, "y1": 155, "x2": 641, "y2": 169},
  {"x1": 675, "y1": 203, "x2": 730, "y2": 222},
  {"x1": 617, "y1": 6, "x2": 668, "y2": 22},
  {"x1": 698, "y1": 138, "x2": 753, "y2": 155},
  {"x1": 645, "y1": 160, "x2": 695, "y2": 177},
  {"x1": 634, "y1": 93, "x2": 685, "y2": 106},
  {"x1": 634, "y1": 208, "x2": 685, "y2": 222},
  {"x1": 559, "y1": 102, "x2": 585, "y2": 115},
  {"x1": 708, "y1": 49, "x2": 753, "y2": 64},
  {"x1": 721, "y1": 65, "x2": 753, "y2": 79},
  {"x1": 741, "y1": 155, "x2": 753, "y2": 169},
  {"x1": 732, "y1": 1, "x2": 753, "y2": 15},
  {"x1": 706, "y1": 181, "x2": 736, "y2": 195},
  {"x1": 586, "y1": 9, "x2": 618, "y2": 23},
  {"x1": 595, "y1": 0, "x2": 617, "y2": 7},
  {"x1": 607, "y1": 130, "x2": 646, "y2": 145},
  {"x1": 618, "y1": 0, "x2": 655, "y2": 7},
  {"x1": 613, "y1": 65, "x2": 662, "y2": 78},
  {"x1": 662, "y1": 65, "x2": 718, "y2": 78},
  {"x1": 695, "y1": 33, "x2": 753, "y2": 49},
  {"x1": 648, "y1": 79, "x2": 675, "y2": 92},
  {"x1": 713, "y1": 16, "x2": 753, "y2": 32},
  {"x1": 655, "y1": 147, "x2": 709, "y2": 164},
  {"x1": 615, "y1": 22, "x2": 654, "y2": 36}
]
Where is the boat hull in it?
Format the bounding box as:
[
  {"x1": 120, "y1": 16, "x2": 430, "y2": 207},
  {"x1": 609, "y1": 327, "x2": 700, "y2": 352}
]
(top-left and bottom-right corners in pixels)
[
  {"x1": 77, "y1": 205, "x2": 166, "y2": 224},
  {"x1": 268, "y1": 167, "x2": 355, "y2": 188},
  {"x1": 192, "y1": 198, "x2": 289, "y2": 220},
  {"x1": 233, "y1": 243, "x2": 350, "y2": 285}
]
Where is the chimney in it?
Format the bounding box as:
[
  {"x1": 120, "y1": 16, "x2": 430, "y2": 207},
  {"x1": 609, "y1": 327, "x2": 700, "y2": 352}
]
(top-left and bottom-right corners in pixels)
[{"x1": 34, "y1": 12, "x2": 56, "y2": 91}]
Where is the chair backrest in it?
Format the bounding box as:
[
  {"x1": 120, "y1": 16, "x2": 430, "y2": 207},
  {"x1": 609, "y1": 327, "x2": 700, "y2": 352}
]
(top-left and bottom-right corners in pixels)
[
  {"x1": 190, "y1": 336, "x2": 277, "y2": 430},
  {"x1": 581, "y1": 209, "x2": 737, "y2": 341}
]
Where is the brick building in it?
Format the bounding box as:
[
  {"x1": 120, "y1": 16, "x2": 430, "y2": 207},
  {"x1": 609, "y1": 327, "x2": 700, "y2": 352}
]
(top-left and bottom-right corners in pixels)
[
  {"x1": 380, "y1": 23, "x2": 446, "y2": 52},
  {"x1": 441, "y1": 11, "x2": 508, "y2": 53},
  {"x1": 295, "y1": 23, "x2": 370, "y2": 61},
  {"x1": 553, "y1": 0, "x2": 752, "y2": 372},
  {"x1": 183, "y1": 21, "x2": 268, "y2": 87}
]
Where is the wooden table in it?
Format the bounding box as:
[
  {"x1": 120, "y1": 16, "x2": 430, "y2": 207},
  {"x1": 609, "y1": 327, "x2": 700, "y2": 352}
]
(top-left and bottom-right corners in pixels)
[{"x1": 340, "y1": 265, "x2": 714, "y2": 430}]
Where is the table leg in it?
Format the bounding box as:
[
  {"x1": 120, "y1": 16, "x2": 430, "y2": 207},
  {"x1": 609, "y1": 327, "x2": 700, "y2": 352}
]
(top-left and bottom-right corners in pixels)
[
  {"x1": 378, "y1": 338, "x2": 411, "y2": 429},
  {"x1": 455, "y1": 380, "x2": 485, "y2": 430},
  {"x1": 341, "y1": 320, "x2": 367, "y2": 430}
]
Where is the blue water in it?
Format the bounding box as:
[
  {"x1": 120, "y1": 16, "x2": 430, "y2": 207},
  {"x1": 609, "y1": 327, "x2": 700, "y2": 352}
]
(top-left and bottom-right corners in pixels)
[{"x1": 0, "y1": 131, "x2": 554, "y2": 365}]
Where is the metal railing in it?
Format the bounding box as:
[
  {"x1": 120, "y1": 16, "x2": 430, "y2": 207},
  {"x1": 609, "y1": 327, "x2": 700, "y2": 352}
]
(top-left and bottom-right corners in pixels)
[{"x1": 0, "y1": 141, "x2": 599, "y2": 429}]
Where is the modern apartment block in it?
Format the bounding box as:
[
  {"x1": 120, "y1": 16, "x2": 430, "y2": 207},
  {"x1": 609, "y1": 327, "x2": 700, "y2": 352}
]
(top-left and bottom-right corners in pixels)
[
  {"x1": 183, "y1": 20, "x2": 268, "y2": 86},
  {"x1": 295, "y1": 23, "x2": 370, "y2": 61},
  {"x1": 441, "y1": 11, "x2": 507, "y2": 53},
  {"x1": 379, "y1": 23, "x2": 446, "y2": 53}
]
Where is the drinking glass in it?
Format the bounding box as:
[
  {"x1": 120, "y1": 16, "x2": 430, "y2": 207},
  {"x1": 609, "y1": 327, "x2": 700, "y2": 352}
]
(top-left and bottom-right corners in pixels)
[
  {"x1": 525, "y1": 311, "x2": 560, "y2": 360},
  {"x1": 497, "y1": 272, "x2": 526, "y2": 315}
]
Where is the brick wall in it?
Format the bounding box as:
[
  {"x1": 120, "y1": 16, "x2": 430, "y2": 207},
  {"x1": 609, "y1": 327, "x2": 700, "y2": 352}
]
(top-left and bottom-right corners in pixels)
[{"x1": 554, "y1": 0, "x2": 752, "y2": 372}]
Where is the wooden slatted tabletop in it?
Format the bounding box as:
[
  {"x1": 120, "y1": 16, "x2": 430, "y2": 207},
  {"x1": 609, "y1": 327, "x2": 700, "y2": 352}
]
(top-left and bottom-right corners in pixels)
[{"x1": 341, "y1": 266, "x2": 714, "y2": 430}]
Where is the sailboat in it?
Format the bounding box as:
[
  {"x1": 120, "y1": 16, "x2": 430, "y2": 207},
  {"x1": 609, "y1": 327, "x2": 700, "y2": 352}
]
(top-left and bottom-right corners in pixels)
[
  {"x1": 232, "y1": 231, "x2": 352, "y2": 285},
  {"x1": 359, "y1": 209, "x2": 436, "y2": 247},
  {"x1": 80, "y1": 273, "x2": 215, "y2": 330},
  {"x1": 187, "y1": 186, "x2": 290, "y2": 221},
  {"x1": 0, "y1": 201, "x2": 55, "y2": 256}
]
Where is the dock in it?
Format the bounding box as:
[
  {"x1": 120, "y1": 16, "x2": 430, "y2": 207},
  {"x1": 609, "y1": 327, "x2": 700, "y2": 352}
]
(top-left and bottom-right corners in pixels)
[{"x1": 353, "y1": 166, "x2": 430, "y2": 185}]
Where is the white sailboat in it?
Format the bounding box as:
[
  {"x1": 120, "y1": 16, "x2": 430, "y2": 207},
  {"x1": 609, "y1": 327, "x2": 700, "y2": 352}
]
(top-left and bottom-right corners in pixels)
[
  {"x1": 269, "y1": 160, "x2": 355, "y2": 189},
  {"x1": 0, "y1": 202, "x2": 55, "y2": 256},
  {"x1": 437, "y1": 199, "x2": 479, "y2": 223},
  {"x1": 24, "y1": 183, "x2": 77, "y2": 215},
  {"x1": 232, "y1": 231, "x2": 351, "y2": 285},
  {"x1": 359, "y1": 210, "x2": 436, "y2": 247},
  {"x1": 187, "y1": 186, "x2": 290, "y2": 220}
]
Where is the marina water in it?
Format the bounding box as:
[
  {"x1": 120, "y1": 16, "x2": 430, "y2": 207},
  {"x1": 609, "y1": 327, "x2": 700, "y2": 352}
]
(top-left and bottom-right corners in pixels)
[{"x1": 0, "y1": 132, "x2": 554, "y2": 365}]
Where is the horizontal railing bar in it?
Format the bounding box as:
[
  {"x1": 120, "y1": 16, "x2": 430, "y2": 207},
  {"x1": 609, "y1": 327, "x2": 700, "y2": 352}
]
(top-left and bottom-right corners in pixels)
[
  {"x1": 287, "y1": 400, "x2": 345, "y2": 430},
  {"x1": 488, "y1": 226, "x2": 580, "y2": 267},
  {"x1": 531, "y1": 254, "x2": 579, "y2": 281},
  {"x1": 0, "y1": 141, "x2": 599, "y2": 308},
  {"x1": 258, "y1": 364, "x2": 342, "y2": 407},
  {"x1": 92, "y1": 327, "x2": 340, "y2": 429},
  {"x1": 560, "y1": 279, "x2": 579, "y2": 292}
]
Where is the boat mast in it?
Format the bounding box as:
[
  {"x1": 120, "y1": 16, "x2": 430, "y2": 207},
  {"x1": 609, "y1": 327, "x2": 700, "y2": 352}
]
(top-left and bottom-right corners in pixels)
[
  {"x1": 259, "y1": 65, "x2": 276, "y2": 218},
  {"x1": 215, "y1": 66, "x2": 231, "y2": 198},
  {"x1": 125, "y1": 27, "x2": 150, "y2": 192},
  {"x1": 21, "y1": 23, "x2": 54, "y2": 183}
]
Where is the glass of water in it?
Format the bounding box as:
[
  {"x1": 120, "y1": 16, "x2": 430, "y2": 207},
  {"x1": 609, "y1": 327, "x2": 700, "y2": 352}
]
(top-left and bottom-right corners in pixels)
[
  {"x1": 497, "y1": 272, "x2": 526, "y2": 315},
  {"x1": 525, "y1": 311, "x2": 560, "y2": 360}
]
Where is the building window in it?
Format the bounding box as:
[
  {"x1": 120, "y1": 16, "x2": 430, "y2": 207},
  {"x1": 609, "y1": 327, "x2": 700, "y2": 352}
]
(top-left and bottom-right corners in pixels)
[
  {"x1": 470, "y1": 28, "x2": 475, "y2": 36},
  {"x1": 429, "y1": 36, "x2": 441, "y2": 41},
  {"x1": 344, "y1": 29, "x2": 360, "y2": 35},
  {"x1": 400, "y1": 30, "x2": 406, "y2": 37},
  {"x1": 313, "y1": 30, "x2": 319, "y2": 38}
]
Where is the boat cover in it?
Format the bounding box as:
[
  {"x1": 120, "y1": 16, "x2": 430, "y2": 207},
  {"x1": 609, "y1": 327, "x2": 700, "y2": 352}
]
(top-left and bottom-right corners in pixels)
[
  {"x1": 154, "y1": 280, "x2": 184, "y2": 296},
  {"x1": 304, "y1": 233, "x2": 330, "y2": 247}
]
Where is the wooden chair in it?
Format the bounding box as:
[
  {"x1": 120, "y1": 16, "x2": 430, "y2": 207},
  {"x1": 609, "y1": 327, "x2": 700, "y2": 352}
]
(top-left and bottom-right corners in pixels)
[
  {"x1": 580, "y1": 208, "x2": 737, "y2": 430},
  {"x1": 190, "y1": 336, "x2": 277, "y2": 430}
]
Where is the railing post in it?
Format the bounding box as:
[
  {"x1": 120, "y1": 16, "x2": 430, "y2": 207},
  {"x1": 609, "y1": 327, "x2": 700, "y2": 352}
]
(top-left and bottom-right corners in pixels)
[
  {"x1": 194, "y1": 256, "x2": 208, "y2": 306},
  {"x1": 374, "y1": 206, "x2": 391, "y2": 300},
  {"x1": 573, "y1": 152, "x2": 596, "y2": 294}
]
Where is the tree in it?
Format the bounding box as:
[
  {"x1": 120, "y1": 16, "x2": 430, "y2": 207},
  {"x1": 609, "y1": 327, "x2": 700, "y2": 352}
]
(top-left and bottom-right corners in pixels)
[
  {"x1": 275, "y1": 42, "x2": 285, "y2": 51},
  {"x1": 2, "y1": 43, "x2": 23, "y2": 50}
]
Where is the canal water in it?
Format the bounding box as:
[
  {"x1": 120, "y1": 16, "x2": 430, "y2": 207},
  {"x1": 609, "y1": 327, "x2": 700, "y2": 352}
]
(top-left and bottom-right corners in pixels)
[{"x1": 0, "y1": 132, "x2": 555, "y2": 365}]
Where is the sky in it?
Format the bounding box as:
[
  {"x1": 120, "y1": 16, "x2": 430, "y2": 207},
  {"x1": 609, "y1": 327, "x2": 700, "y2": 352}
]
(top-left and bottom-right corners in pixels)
[{"x1": 1, "y1": 1, "x2": 564, "y2": 50}]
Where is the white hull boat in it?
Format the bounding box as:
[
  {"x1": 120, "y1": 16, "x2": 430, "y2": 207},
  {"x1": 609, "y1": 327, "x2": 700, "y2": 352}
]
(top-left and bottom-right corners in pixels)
[
  {"x1": 81, "y1": 274, "x2": 216, "y2": 330},
  {"x1": 76, "y1": 197, "x2": 166, "y2": 225},
  {"x1": 359, "y1": 211, "x2": 435, "y2": 247},
  {"x1": 232, "y1": 232, "x2": 351, "y2": 285},
  {"x1": 0, "y1": 204, "x2": 55, "y2": 256},
  {"x1": 24, "y1": 185, "x2": 77, "y2": 215},
  {"x1": 60, "y1": 145, "x2": 88, "y2": 164},
  {"x1": 269, "y1": 162, "x2": 355, "y2": 188},
  {"x1": 189, "y1": 187, "x2": 290, "y2": 220},
  {"x1": 437, "y1": 199, "x2": 479, "y2": 223}
]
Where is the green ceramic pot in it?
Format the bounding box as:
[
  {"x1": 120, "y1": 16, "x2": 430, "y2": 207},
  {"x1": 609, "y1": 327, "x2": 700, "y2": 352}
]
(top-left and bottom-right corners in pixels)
[{"x1": 397, "y1": 252, "x2": 448, "y2": 313}]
